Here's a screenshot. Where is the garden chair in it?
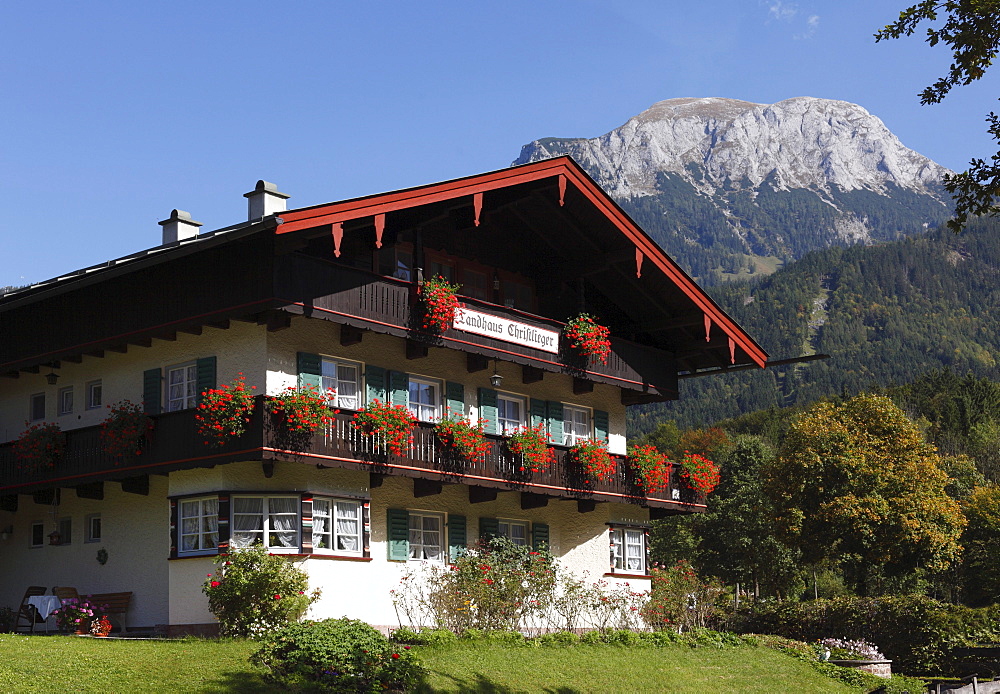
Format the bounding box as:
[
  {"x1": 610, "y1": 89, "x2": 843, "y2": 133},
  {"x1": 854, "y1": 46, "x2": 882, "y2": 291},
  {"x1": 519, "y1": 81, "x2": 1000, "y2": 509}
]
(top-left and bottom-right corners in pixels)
[
  {"x1": 53, "y1": 586, "x2": 80, "y2": 602},
  {"x1": 14, "y1": 586, "x2": 47, "y2": 633}
]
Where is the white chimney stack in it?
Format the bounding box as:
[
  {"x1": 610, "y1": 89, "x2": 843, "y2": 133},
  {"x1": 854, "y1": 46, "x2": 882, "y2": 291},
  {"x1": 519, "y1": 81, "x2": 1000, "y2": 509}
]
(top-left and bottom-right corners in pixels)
[
  {"x1": 158, "y1": 209, "x2": 202, "y2": 245},
  {"x1": 244, "y1": 180, "x2": 289, "y2": 221}
]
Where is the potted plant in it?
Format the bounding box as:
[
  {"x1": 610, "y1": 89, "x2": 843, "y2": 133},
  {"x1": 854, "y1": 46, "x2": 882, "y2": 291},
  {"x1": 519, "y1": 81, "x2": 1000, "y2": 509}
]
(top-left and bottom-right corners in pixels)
[
  {"x1": 269, "y1": 385, "x2": 337, "y2": 435},
  {"x1": 677, "y1": 451, "x2": 721, "y2": 495},
  {"x1": 627, "y1": 444, "x2": 673, "y2": 494},
  {"x1": 195, "y1": 373, "x2": 256, "y2": 447},
  {"x1": 563, "y1": 313, "x2": 611, "y2": 365},
  {"x1": 418, "y1": 274, "x2": 462, "y2": 333},
  {"x1": 506, "y1": 423, "x2": 556, "y2": 473},
  {"x1": 100, "y1": 399, "x2": 152, "y2": 461},
  {"x1": 567, "y1": 439, "x2": 616, "y2": 482},
  {"x1": 14, "y1": 422, "x2": 65, "y2": 472},
  {"x1": 353, "y1": 399, "x2": 417, "y2": 456},
  {"x1": 434, "y1": 411, "x2": 490, "y2": 460},
  {"x1": 90, "y1": 615, "x2": 113, "y2": 637},
  {"x1": 51, "y1": 597, "x2": 101, "y2": 634}
]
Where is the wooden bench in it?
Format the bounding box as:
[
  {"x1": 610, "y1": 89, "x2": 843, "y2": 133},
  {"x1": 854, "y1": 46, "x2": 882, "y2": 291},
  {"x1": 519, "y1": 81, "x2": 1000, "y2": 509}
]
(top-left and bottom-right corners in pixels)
[{"x1": 89, "y1": 592, "x2": 133, "y2": 631}]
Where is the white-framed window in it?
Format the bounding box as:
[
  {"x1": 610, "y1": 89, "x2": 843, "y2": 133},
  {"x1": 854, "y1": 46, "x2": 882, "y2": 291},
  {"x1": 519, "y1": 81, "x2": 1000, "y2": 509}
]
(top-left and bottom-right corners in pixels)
[
  {"x1": 56, "y1": 518, "x2": 72, "y2": 545},
  {"x1": 86, "y1": 380, "x2": 103, "y2": 410},
  {"x1": 497, "y1": 393, "x2": 527, "y2": 435},
  {"x1": 166, "y1": 362, "x2": 198, "y2": 412},
  {"x1": 312, "y1": 498, "x2": 363, "y2": 554},
  {"x1": 58, "y1": 386, "x2": 74, "y2": 416},
  {"x1": 29, "y1": 393, "x2": 45, "y2": 422},
  {"x1": 611, "y1": 527, "x2": 646, "y2": 574},
  {"x1": 408, "y1": 377, "x2": 441, "y2": 423},
  {"x1": 85, "y1": 514, "x2": 102, "y2": 543},
  {"x1": 563, "y1": 404, "x2": 592, "y2": 446},
  {"x1": 321, "y1": 358, "x2": 362, "y2": 410},
  {"x1": 179, "y1": 496, "x2": 219, "y2": 554},
  {"x1": 408, "y1": 511, "x2": 444, "y2": 562},
  {"x1": 231, "y1": 495, "x2": 299, "y2": 552},
  {"x1": 497, "y1": 519, "x2": 529, "y2": 547},
  {"x1": 30, "y1": 522, "x2": 44, "y2": 548}
]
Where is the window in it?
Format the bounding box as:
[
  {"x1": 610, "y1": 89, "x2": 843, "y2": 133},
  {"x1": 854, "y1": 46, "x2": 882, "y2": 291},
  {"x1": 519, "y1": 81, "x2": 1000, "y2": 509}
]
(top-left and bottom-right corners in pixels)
[
  {"x1": 58, "y1": 387, "x2": 74, "y2": 416},
  {"x1": 86, "y1": 380, "x2": 103, "y2": 410},
  {"x1": 497, "y1": 519, "x2": 528, "y2": 547},
  {"x1": 56, "y1": 518, "x2": 72, "y2": 545},
  {"x1": 497, "y1": 393, "x2": 526, "y2": 435},
  {"x1": 461, "y1": 269, "x2": 489, "y2": 301},
  {"x1": 231, "y1": 496, "x2": 299, "y2": 552},
  {"x1": 312, "y1": 498, "x2": 362, "y2": 554},
  {"x1": 85, "y1": 514, "x2": 101, "y2": 543},
  {"x1": 321, "y1": 358, "x2": 362, "y2": 410},
  {"x1": 563, "y1": 405, "x2": 592, "y2": 446},
  {"x1": 29, "y1": 393, "x2": 45, "y2": 421},
  {"x1": 166, "y1": 363, "x2": 198, "y2": 411},
  {"x1": 30, "y1": 522, "x2": 44, "y2": 548},
  {"x1": 179, "y1": 496, "x2": 219, "y2": 554},
  {"x1": 427, "y1": 260, "x2": 454, "y2": 282},
  {"x1": 502, "y1": 279, "x2": 533, "y2": 311},
  {"x1": 611, "y1": 528, "x2": 646, "y2": 574},
  {"x1": 408, "y1": 377, "x2": 440, "y2": 422},
  {"x1": 408, "y1": 511, "x2": 444, "y2": 562},
  {"x1": 379, "y1": 247, "x2": 414, "y2": 281}
]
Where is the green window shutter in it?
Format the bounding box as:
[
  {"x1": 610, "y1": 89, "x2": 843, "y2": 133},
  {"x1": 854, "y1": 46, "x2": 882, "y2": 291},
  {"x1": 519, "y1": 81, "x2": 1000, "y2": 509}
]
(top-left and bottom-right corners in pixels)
[
  {"x1": 594, "y1": 410, "x2": 610, "y2": 442},
  {"x1": 478, "y1": 388, "x2": 498, "y2": 435},
  {"x1": 547, "y1": 401, "x2": 564, "y2": 445},
  {"x1": 386, "y1": 508, "x2": 409, "y2": 561},
  {"x1": 297, "y1": 352, "x2": 322, "y2": 392},
  {"x1": 142, "y1": 368, "x2": 162, "y2": 415},
  {"x1": 479, "y1": 517, "x2": 499, "y2": 542},
  {"x1": 390, "y1": 371, "x2": 409, "y2": 408},
  {"x1": 365, "y1": 365, "x2": 387, "y2": 403},
  {"x1": 531, "y1": 522, "x2": 550, "y2": 550},
  {"x1": 448, "y1": 514, "x2": 467, "y2": 562},
  {"x1": 530, "y1": 399, "x2": 547, "y2": 429},
  {"x1": 445, "y1": 382, "x2": 465, "y2": 418},
  {"x1": 195, "y1": 356, "x2": 217, "y2": 405}
]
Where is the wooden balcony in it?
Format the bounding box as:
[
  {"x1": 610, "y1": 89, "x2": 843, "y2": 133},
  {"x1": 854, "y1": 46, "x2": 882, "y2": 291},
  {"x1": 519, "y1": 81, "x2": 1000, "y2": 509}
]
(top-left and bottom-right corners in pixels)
[{"x1": 0, "y1": 401, "x2": 702, "y2": 515}]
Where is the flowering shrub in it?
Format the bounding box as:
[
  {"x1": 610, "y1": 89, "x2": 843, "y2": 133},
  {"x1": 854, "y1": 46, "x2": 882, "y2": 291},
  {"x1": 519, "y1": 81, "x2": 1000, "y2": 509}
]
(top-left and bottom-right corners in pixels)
[
  {"x1": 203, "y1": 544, "x2": 319, "y2": 638},
  {"x1": 563, "y1": 313, "x2": 612, "y2": 364},
  {"x1": 678, "y1": 451, "x2": 721, "y2": 495},
  {"x1": 100, "y1": 399, "x2": 152, "y2": 461},
  {"x1": 353, "y1": 399, "x2": 416, "y2": 456},
  {"x1": 627, "y1": 444, "x2": 673, "y2": 494},
  {"x1": 90, "y1": 615, "x2": 113, "y2": 636},
  {"x1": 567, "y1": 439, "x2": 616, "y2": 482},
  {"x1": 269, "y1": 385, "x2": 337, "y2": 435},
  {"x1": 51, "y1": 597, "x2": 104, "y2": 633},
  {"x1": 195, "y1": 373, "x2": 256, "y2": 447},
  {"x1": 251, "y1": 618, "x2": 424, "y2": 692},
  {"x1": 818, "y1": 637, "x2": 885, "y2": 661},
  {"x1": 506, "y1": 423, "x2": 556, "y2": 473},
  {"x1": 434, "y1": 411, "x2": 490, "y2": 459},
  {"x1": 14, "y1": 422, "x2": 65, "y2": 471},
  {"x1": 644, "y1": 560, "x2": 726, "y2": 632},
  {"x1": 418, "y1": 274, "x2": 462, "y2": 333}
]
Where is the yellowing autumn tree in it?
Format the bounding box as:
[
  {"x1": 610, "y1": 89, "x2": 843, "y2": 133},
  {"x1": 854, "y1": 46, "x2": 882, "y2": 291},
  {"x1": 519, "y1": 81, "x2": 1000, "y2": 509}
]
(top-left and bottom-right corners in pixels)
[{"x1": 765, "y1": 393, "x2": 966, "y2": 595}]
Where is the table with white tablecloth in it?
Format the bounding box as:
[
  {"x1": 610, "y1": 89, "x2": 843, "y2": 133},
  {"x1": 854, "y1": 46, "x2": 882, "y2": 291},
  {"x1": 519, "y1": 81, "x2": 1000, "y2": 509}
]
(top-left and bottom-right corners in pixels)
[{"x1": 26, "y1": 595, "x2": 62, "y2": 632}]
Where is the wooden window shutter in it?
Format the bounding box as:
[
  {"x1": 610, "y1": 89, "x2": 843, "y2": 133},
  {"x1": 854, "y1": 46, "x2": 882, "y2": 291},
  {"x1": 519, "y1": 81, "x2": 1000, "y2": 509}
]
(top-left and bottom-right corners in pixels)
[
  {"x1": 479, "y1": 517, "x2": 499, "y2": 542},
  {"x1": 445, "y1": 381, "x2": 465, "y2": 418},
  {"x1": 386, "y1": 508, "x2": 409, "y2": 561},
  {"x1": 594, "y1": 410, "x2": 610, "y2": 442},
  {"x1": 217, "y1": 494, "x2": 231, "y2": 552},
  {"x1": 297, "y1": 352, "x2": 322, "y2": 392},
  {"x1": 195, "y1": 356, "x2": 217, "y2": 405},
  {"x1": 531, "y1": 522, "x2": 550, "y2": 550},
  {"x1": 546, "y1": 401, "x2": 564, "y2": 445},
  {"x1": 448, "y1": 514, "x2": 467, "y2": 562},
  {"x1": 530, "y1": 399, "x2": 547, "y2": 429},
  {"x1": 478, "y1": 388, "x2": 498, "y2": 435},
  {"x1": 365, "y1": 365, "x2": 387, "y2": 403},
  {"x1": 142, "y1": 368, "x2": 162, "y2": 415},
  {"x1": 300, "y1": 494, "x2": 314, "y2": 554},
  {"x1": 168, "y1": 499, "x2": 178, "y2": 558},
  {"x1": 362, "y1": 502, "x2": 371, "y2": 558},
  {"x1": 389, "y1": 371, "x2": 409, "y2": 408}
]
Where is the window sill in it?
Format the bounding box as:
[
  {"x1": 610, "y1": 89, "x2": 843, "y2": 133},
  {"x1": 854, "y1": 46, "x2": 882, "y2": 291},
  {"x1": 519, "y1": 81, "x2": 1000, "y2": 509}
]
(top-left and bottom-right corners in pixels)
[
  {"x1": 603, "y1": 572, "x2": 652, "y2": 579},
  {"x1": 288, "y1": 554, "x2": 372, "y2": 562}
]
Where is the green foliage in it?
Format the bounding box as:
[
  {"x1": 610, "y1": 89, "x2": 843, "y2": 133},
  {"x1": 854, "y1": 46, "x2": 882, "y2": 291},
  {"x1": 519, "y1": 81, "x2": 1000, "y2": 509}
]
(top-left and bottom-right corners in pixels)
[
  {"x1": 0, "y1": 607, "x2": 15, "y2": 633},
  {"x1": 960, "y1": 484, "x2": 1000, "y2": 607},
  {"x1": 644, "y1": 560, "x2": 726, "y2": 632},
  {"x1": 203, "y1": 545, "x2": 319, "y2": 638},
  {"x1": 250, "y1": 618, "x2": 424, "y2": 693}
]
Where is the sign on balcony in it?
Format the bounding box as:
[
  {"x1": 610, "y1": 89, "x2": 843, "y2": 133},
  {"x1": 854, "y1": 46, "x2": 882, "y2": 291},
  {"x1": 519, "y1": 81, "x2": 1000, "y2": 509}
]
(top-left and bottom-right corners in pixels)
[{"x1": 454, "y1": 308, "x2": 559, "y2": 354}]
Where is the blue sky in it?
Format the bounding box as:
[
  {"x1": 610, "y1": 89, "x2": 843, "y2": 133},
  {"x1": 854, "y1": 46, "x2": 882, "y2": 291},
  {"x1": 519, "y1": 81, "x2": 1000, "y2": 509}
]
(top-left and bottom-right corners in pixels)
[{"x1": 2, "y1": 1, "x2": 997, "y2": 286}]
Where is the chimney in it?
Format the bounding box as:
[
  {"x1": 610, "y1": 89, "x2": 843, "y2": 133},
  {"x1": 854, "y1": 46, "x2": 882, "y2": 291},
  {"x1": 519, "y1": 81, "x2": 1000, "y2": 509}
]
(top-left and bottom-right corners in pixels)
[
  {"x1": 244, "y1": 180, "x2": 289, "y2": 221},
  {"x1": 158, "y1": 209, "x2": 203, "y2": 245}
]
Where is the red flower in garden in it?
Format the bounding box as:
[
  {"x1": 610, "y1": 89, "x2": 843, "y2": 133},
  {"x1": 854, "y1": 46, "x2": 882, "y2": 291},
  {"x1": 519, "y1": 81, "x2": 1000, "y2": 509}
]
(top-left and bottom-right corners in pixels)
[
  {"x1": 210, "y1": 581, "x2": 221, "y2": 588},
  {"x1": 392, "y1": 653, "x2": 400, "y2": 659},
  {"x1": 273, "y1": 594, "x2": 281, "y2": 600}
]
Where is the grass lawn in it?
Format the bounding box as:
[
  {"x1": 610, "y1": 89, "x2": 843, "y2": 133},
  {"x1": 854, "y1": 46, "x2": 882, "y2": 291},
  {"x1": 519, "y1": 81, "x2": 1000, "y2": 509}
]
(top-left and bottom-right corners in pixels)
[{"x1": 0, "y1": 633, "x2": 919, "y2": 693}]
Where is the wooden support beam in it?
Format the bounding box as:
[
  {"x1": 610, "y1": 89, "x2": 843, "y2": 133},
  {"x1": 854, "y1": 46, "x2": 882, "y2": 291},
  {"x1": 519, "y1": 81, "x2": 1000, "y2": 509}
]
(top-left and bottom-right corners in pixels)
[
  {"x1": 263, "y1": 311, "x2": 291, "y2": 332},
  {"x1": 178, "y1": 325, "x2": 203, "y2": 336},
  {"x1": 467, "y1": 353, "x2": 489, "y2": 373},
  {"x1": 130, "y1": 337, "x2": 152, "y2": 348},
  {"x1": 207, "y1": 319, "x2": 231, "y2": 330},
  {"x1": 649, "y1": 507, "x2": 678, "y2": 520},
  {"x1": 2, "y1": 371, "x2": 19, "y2": 379},
  {"x1": 520, "y1": 492, "x2": 549, "y2": 510},
  {"x1": 32, "y1": 489, "x2": 58, "y2": 505},
  {"x1": 577, "y1": 499, "x2": 597, "y2": 513},
  {"x1": 341, "y1": 324, "x2": 364, "y2": 347},
  {"x1": 74, "y1": 482, "x2": 104, "y2": 500},
  {"x1": 413, "y1": 478, "x2": 443, "y2": 498},
  {"x1": 87, "y1": 350, "x2": 105, "y2": 359},
  {"x1": 22, "y1": 365, "x2": 39, "y2": 374},
  {"x1": 572, "y1": 378, "x2": 594, "y2": 395},
  {"x1": 522, "y1": 366, "x2": 544, "y2": 384},
  {"x1": 156, "y1": 332, "x2": 178, "y2": 342},
  {"x1": 262, "y1": 462, "x2": 275, "y2": 479},
  {"x1": 406, "y1": 339, "x2": 429, "y2": 360},
  {"x1": 64, "y1": 354, "x2": 83, "y2": 363},
  {"x1": 369, "y1": 472, "x2": 385, "y2": 488},
  {"x1": 0, "y1": 494, "x2": 18, "y2": 512},
  {"x1": 469, "y1": 486, "x2": 498, "y2": 504},
  {"x1": 107, "y1": 344, "x2": 128, "y2": 354},
  {"x1": 120, "y1": 475, "x2": 149, "y2": 496}
]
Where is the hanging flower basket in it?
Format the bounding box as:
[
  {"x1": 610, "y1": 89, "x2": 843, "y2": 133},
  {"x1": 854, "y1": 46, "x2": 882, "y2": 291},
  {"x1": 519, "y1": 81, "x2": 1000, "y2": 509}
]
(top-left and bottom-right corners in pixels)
[
  {"x1": 435, "y1": 412, "x2": 490, "y2": 460},
  {"x1": 567, "y1": 439, "x2": 616, "y2": 482},
  {"x1": 506, "y1": 423, "x2": 556, "y2": 473},
  {"x1": 195, "y1": 373, "x2": 256, "y2": 447},
  {"x1": 627, "y1": 444, "x2": 673, "y2": 494},
  {"x1": 14, "y1": 422, "x2": 65, "y2": 472},
  {"x1": 269, "y1": 385, "x2": 337, "y2": 436},
  {"x1": 563, "y1": 313, "x2": 611, "y2": 364},
  {"x1": 353, "y1": 399, "x2": 417, "y2": 456},
  {"x1": 418, "y1": 274, "x2": 463, "y2": 333},
  {"x1": 678, "y1": 451, "x2": 721, "y2": 495},
  {"x1": 100, "y1": 400, "x2": 153, "y2": 462}
]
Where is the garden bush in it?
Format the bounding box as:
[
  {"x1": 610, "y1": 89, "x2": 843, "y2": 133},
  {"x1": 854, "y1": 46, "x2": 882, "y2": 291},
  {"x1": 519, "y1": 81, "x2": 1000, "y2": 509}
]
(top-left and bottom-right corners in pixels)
[{"x1": 251, "y1": 618, "x2": 423, "y2": 693}]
